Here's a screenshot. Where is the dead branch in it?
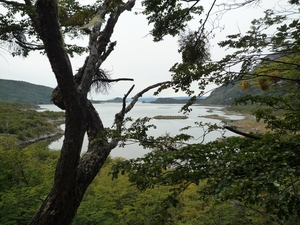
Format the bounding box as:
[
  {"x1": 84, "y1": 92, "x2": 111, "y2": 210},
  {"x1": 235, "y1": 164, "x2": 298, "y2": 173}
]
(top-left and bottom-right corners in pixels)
[
  {"x1": 93, "y1": 78, "x2": 134, "y2": 83},
  {"x1": 125, "y1": 81, "x2": 172, "y2": 114},
  {"x1": 0, "y1": 0, "x2": 24, "y2": 6},
  {"x1": 224, "y1": 125, "x2": 261, "y2": 140},
  {"x1": 122, "y1": 84, "x2": 135, "y2": 114},
  {"x1": 110, "y1": 81, "x2": 171, "y2": 148}
]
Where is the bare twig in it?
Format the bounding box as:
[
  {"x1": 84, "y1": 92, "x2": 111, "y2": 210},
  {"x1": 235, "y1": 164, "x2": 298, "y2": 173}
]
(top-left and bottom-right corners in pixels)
[
  {"x1": 122, "y1": 84, "x2": 135, "y2": 114},
  {"x1": 198, "y1": 0, "x2": 217, "y2": 34},
  {"x1": 178, "y1": 0, "x2": 200, "y2": 26}
]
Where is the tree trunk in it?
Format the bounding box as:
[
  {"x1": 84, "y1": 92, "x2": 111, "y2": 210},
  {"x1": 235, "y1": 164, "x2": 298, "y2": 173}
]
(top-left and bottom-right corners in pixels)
[
  {"x1": 29, "y1": 0, "x2": 168, "y2": 224},
  {"x1": 29, "y1": 0, "x2": 136, "y2": 224}
]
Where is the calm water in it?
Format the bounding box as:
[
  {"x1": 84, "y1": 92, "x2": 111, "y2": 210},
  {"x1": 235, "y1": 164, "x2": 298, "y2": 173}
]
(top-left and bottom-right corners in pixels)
[{"x1": 39, "y1": 103, "x2": 244, "y2": 159}]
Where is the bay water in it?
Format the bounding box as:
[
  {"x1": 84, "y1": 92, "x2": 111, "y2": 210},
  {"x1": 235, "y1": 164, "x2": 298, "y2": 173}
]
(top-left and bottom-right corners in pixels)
[{"x1": 39, "y1": 103, "x2": 244, "y2": 159}]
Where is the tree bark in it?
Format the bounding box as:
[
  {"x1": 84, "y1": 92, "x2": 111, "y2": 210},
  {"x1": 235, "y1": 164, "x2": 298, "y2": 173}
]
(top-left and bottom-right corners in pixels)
[
  {"x1": 28, "y1": 1, "x2": 139, "y2": 224},
  {"x1": 30, "y1": 1, "x2": 87, "y2": 224},
  {"x1": 29, "y1": 0, "x2": 169, "y2": 224}
]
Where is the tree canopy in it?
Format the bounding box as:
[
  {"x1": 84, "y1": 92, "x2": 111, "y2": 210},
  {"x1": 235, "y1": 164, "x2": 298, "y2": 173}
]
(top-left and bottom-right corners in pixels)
[
  {"x1": 111, "y1": 0, "x2": 300, "y2": 223},
  {"x1": 1, "y1": 0, "x2": 300, "y2": 224}
]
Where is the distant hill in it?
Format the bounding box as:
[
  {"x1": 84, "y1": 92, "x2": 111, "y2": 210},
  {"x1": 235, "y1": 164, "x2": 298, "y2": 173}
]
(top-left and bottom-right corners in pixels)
[
  {"x1": 148, "y1": 97, "x2": 190, "y2": 104},
  {"x1": 0, "y1": 79, "x2": 53, "y2": 104},
  {"x1": 0, "y1": 78, "x2": 273, "y2": 106},
  {"x1": 137, "y1": 97, "x2": 157, "y2": 102},
  {"x1": 103, "y1": 96, "x2": 202, "y2": 103},
  {"x1": 199, "y1": 81, "x2": 283, "y2": 106},
  {"x1": 104, "y1": 97, "x2": 124, "y2": 103},
  {"x1": 198, "y1": 83, "x2": 251, "y2": 105},
  {"x1": 144, "y1": 96, "x2": 206, "y2": 104}
]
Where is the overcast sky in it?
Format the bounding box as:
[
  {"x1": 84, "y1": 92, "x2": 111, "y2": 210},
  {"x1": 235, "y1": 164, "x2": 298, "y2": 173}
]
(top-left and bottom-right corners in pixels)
[{"x1": 0, "y1": 0, "x2": 285, "y2": 100}]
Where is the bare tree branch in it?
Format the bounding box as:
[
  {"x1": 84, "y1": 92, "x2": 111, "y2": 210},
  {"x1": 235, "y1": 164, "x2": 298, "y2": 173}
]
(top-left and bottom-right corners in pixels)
[
  {"x1": 123, "y1": 85, "x2": 135, "y2": 105},
  {"x1": 261, "y1": 58, "x2": 300, "y2": 69},
  {"x1": 99, "y1": 41, "x2": 117, "y2": 63},
  {"x1": 0, "y1": 0, "x2": 24, "y2": 6},
  {"x1": 92, "y1": 78, "x2": 134, "y2": 83},
  {"x1": 113, "y1": 84, "x2": 135, "y2": 131},
  {"x1": 240, "y1": 72, "x2": 300, "y2": 83},
  {"x1": 216, "y1": 0, "x2": 261, "y2": 11},
  {"x1": 79, "y1": 0, "x2": 135, "y2": 94},
  {"x1": 224, "y1": 125, "x2": 261, "y2": 140},
  {"x1": 198, "y1": 0, "x2": 216, "y2": 34},
  {"x1": 14, "y1": 40, "x2": 44, "y2": 50},
  {"x1": 125, "y1": 81, "x2": 172, "y2": 114},
  {"x1": 178, "y1": 0, "x2": 200, "y2": 26},
  {"x1": 109, "y1": 81, "x2": 171, "y2": 148},
  {"x1": 114, "y1": 81, "x2": 172, "y2": 128}
]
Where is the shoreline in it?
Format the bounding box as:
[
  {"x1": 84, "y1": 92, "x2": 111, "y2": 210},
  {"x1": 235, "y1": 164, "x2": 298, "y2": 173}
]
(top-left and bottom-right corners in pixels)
[
  {"x1": 200, "y1": 107, "x2": 266, "y2": 133},
  {"x1": 18, "y1": 129, "x2": 64, "y2": 147}
]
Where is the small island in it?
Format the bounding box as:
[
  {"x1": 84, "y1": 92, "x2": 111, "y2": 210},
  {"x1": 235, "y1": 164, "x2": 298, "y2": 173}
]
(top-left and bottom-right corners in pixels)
[
  {"x1": 153, "y1": 115, "x2": 188, "y2": 120},
  {"x1": 199, "y1": 114, "x2": 229, "y2": 121}
]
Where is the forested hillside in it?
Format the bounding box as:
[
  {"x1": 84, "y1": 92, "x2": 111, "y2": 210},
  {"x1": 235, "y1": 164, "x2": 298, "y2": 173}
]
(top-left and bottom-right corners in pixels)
[
  {"x1": 199, "y1": 82, "x2": 253, "y2": 105},
  {"x1": 0, "y1": 79, "x2": 53, "y2": 104},
  {"x1": 200, "y1": 81, "x2": 285, "y2": 105}
]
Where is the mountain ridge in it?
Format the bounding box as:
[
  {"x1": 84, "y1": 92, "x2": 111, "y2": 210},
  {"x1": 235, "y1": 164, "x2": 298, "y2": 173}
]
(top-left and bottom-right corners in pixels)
[
  {"x1": 0, "y1": 79, "x2": 261, "y2": 106},
  {"x1": 0, "y1": 79, "x2": 201, "y2": 105}
]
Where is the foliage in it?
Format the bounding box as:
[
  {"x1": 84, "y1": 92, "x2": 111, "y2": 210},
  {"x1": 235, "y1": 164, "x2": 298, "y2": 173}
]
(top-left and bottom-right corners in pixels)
[
  {"x1": 112, "y1": 133, "x2": 300, "y2": 223},
  {"x1": 142, "y1": 0, "x2": 203, "y2": 42},
  {"x1": 0, "y1": 0, "x2": 97, "y2": 56},
  {"x1": 0, "y1": 143, "x2": 60, "y2": 225},
  {"x1": 74, "y1": 158, "x2": 284, "y2": 225},
  {"x1": 0, "y1": 100, "x2": 64, "y2": 142},
  {"x1": 2, "y1": 0, "x2": 300, "y2": 224},
  {"x1": 0, "y1": 148, "x2": 281, "y2": 225},
  {"x1": 111, "y1": 1, "x2": 300, "y2": 224}
]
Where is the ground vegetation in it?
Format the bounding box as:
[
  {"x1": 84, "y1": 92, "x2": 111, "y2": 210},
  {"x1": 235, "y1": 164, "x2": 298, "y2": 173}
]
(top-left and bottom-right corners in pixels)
[{"x1": 0, "y1": 100, "x2": 64, "y2": 144}]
